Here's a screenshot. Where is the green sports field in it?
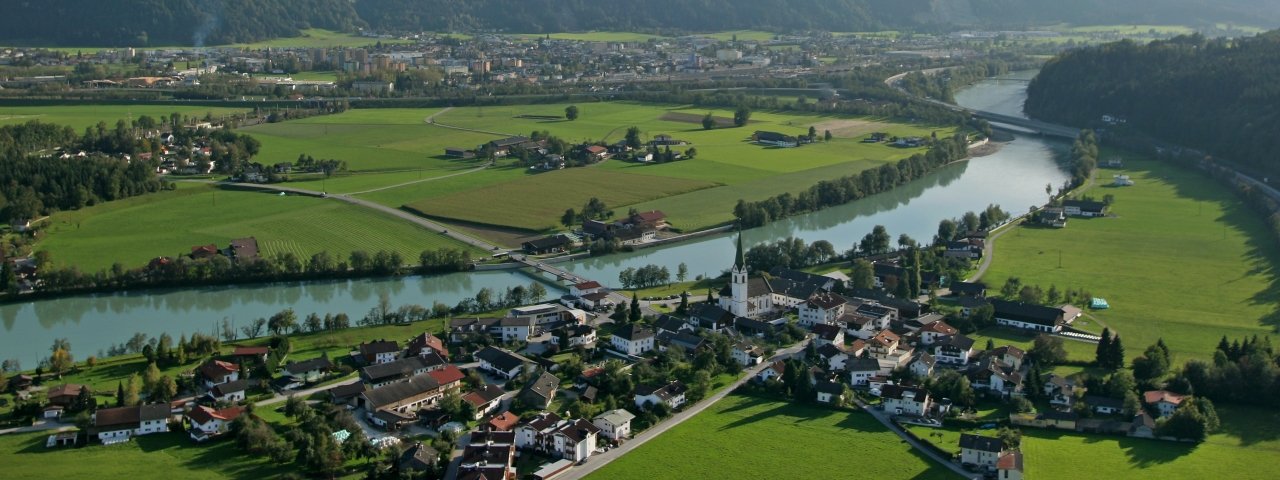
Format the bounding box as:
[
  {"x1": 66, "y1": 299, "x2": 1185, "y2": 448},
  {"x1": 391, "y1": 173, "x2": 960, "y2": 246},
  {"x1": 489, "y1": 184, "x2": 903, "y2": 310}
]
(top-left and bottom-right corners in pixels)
[
  {"x1": 0, "y1": 105, "x2": 248, "y2": 131},
  {"x1": 35, "y1": 183, "x2": 482, "y2": 273},
  {"x1": 981, "y1": 155, "x2": 1280, "y2": 361},
  {"x1": 585, "y1": 394, "x2": 951, "y2": 480}
]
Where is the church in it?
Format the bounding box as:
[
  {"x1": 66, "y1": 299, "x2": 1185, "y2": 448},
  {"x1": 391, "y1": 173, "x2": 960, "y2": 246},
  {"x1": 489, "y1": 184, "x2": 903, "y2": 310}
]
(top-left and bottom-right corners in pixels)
[{"x1": 718, "y1": 234, "x2": 837, "y2": 318}]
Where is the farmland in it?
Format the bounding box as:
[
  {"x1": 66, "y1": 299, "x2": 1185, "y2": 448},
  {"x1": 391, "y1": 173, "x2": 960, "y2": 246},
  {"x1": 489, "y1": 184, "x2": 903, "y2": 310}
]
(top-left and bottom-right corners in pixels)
[
  {"x1": 0, "y1": 105, "x2": 248, "y2": 131},
  {"x1": 584, "y1": 394, "x2": 951, "y2": 480},
  {"x1": 906, "y1": 404, "x2": 1280, "y2": 479},
  {"x1": 0, "y1": 430, "x2": 288, "y2": 479},
  {"x1": 980, "y1": 155, "x2": 1280, "y2": 361},
  {"x1": 35, "y1": 183, "x2": 482, "y2": 273}
]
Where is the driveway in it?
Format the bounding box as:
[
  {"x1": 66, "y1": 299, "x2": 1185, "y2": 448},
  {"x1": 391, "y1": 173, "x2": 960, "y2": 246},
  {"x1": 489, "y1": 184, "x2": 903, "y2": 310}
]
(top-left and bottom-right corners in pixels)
[
  {"x1": 557, "y1": 339, "x2": 811, "y2": 480},
  {"x1": 856, "y1": 398, "x2": 977, "y2": 479}
]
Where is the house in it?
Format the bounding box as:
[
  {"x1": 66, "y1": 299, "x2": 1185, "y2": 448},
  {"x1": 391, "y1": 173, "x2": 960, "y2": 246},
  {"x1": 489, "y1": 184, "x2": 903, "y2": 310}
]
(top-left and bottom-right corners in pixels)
[
  {"x1": 463, "y1": 384, "x2": 507, "y2": 420},
  {"x1": 881, "y1": 384, "x2": 931, "y2": 417},
  {"x1": 282, "y1": 356, "x2": 333, "y2": 384},
  {"x1": 757, "y1": 361, "x2": 786, "y2": 383},
  {"x1": 519, "y1": 371, "x2": 560, "y2": 409},
  {"x1": 734, "y1": 317, "x2": 775, "y2": 338},
  {"x1": 45, "y1": 384, "x2": 87, "y2": 408},
  {"x1": 626, "y1": 210, "x2": 668, "y2": 231},
  {"x1": 231, "y1": 346, "x2": 269, "y2": 363},
  {"x1": 328, "y1": 382, "x2": 367, "y2": 407},
  {"x1": 754, "y1": 130, "x2": 799, "y2": 147},
  {"x1": 558, "y1": 324, "x2": 598, "y2": 348},
  {"x1": 483, "y1": 136, "x2": 533, "y2": 156},
  {"x1": 689, "y1": 303, "x2": 736, "y2": 331},
  {"x1": 199, "y1": 359, "x2": 240, "y2": 389},
  {"x1": 191, "y1": 244, "x2": 220, "y2": 260},
  {"x1": 584, "y1": 145, "x2": 609, "y2": 160},
  {"x1": 815, "y1": 381, "x2": 845, "y2": 404},
  {"x1": 933, "y1": 334, "x2": 976, "y2": 365},
  {"x1": 634, "y1": 380, "x2": 687, "y2": 410},
  {"x1": 732, "y1": 342, "x2": 765, "y2": 366},
  {"x1": 207, "y1": 379, "x2": 250, "y2": 404},
  {"x1": 444, "y1": 147, "x2": 475, "y2": 159},
  {"x1": 950, "y1": 281, "x2": 987, "y2": 298},
  {"x1": 399, "y1": 442, "x2": 440, "y2": 473},
  {"x1": 1039, "y1": 206, "x2": 1067, "y2": 228},
  {"x1": 868, "y1": 330, "x2": 901, "y2": 358},
  {"x1": 362, "y1": 374, "x2": 459, "y2": 428},
  {"x1": 1129, "y1": 411, "x2": 1157, "y2": 438},
  {"x1": 959, "y1": 433, "x2": 1006, "y2": 469},
  {"x1": 8, "y1": 374, "x2": 33, "y2": 391},
  {"x1": 449, "y1": 317, "x2": 501, "y2": 343},
  {"x1": 495, "y1": 316, "x2": 538, "y2": 343},
  {"x1": 522, "y1": 235, "x2": 572, "y2": 255},
  {"x1": 1043, "y1": 374, "x2": 1077, "y2": 409},
  {"x1": 229, "y1": 237, "x2": 260, "y2": 262},
  {"x1": 656, "y1": 331, "x2": 706, "y2": 355},
  {"x1": 93, "y1": 404, "x2": 171, "y2": 444},
  {"x1": 918, "y1": 320, "x2": 959, "y2": 346},
  {"x1": 459, "y1": 430, "x2": 517, "y2": 480},
  {"x1": 570, "y1": 281, "x2": 605, "y2": 298},
  {"x1": 359, "y1": 340, "x2": 401, "y2": 365},
  {"x1": 907, "y1": 352, "x2": 936, "y2": 378},
  {"x1": 799, "y1": 292, "x2": 847, "y2": 327},
  {"x1": 811, "y1": 323, "x2": 845, "y2": 348},
  {"x1": 1143, "y1": 390, "x2": 1187, "y2": 418},
  {"x1": 487, "y1": 411, "x2": 521, "y2": 431},
  {"x1": 611, "y1": 324, "x2": 655, "y2": 356},
  {"x1": 944, "y1": 241, "x2": 983, "y2": 259},
  {"x1": 593, "y1": 409, "x2": 636, "y2": 442},
  {"x1": 969, "y1": 357, "x2": 1024, "y2": 398},
  {"x1": 991, "y1": 299, "x2": 1065, "y2": 333},
  {"x1": 474, "y1": 347, "x2": 535, "y2": 380},
  {"x1": 360, "y1": 353, "x2": 447, "y2": 388},
  {"x1": 187, "y1": 405, "x2": 246, "y2": 442},
  {"x1": 988, "y1": 345, "x2": 1025, "y2": 371},
  {"x1": 996, "y1": 451, "x2": 1024, "y2": 480},
  {"x1": 1063, "y1": 199, "x2": 1107, "y2": 217},
  {"x1": 515, "y1": 412, "x2": 600, "y2": 462},
  {"x1": 1085, "y1": 395, "x2": 1125, "y2": 415},
  {"x1": 405, "y1": 332, "x2": 449, "y2": 359},
  {"x1": 816, "y1": 343, "x2": 852, "y2": 371}
]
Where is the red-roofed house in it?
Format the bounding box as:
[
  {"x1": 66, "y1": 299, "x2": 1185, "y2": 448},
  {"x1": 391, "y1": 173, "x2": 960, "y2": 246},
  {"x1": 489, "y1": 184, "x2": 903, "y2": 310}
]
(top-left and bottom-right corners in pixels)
[
  {"x1": 757, "y1": 361, "x2": 785, "y2": 383},
  {"x1": 1143, "y1": 390, "x2": 1187, "y2": 417},
  {"x1": 406, "y1": 332, "x2": 448, "y2": 360},
  {"x1": 584, "y1": 145, "x2": 608, "y2": 160},
  {"x1": 570, "y1": 281, "x2": 604, "y2": 298},
  {"x1": 463, "y1": 384, "x2": 506, "y2": 420},
  {"x1": 428, "y1": 365, "x2": 466, "y2": 390},
  {"x1": 199, "y1": 360, "x2": 240, "y2": 389},
  {"x1": 190, "y1": 244, "x2": 220, "y2": 260},
  {"x1": 187, "y1": 405, "x2": 247, "y2": 441},
  {"x1": 231, "y1": 346, "x2": 269, "y2": 363},
  {"x1": 997, "y1": 451, "x2": 1024, "y2": 480},
  {"x1": 487, "y1": 411, "x2": 520, "y2": 431}
]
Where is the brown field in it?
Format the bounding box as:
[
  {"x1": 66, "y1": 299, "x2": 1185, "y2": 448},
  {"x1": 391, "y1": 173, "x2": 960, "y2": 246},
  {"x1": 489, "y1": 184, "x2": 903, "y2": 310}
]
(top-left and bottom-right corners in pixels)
[{"x1": 808, "y1": 118, "x2": 893, "y2": 138}]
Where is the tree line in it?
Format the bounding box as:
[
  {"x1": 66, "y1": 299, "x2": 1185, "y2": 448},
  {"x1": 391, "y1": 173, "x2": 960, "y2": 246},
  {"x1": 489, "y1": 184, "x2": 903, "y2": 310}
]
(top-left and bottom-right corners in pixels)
[{"x1": 734, "y1": 134, "x2": 972, "y2": 228}]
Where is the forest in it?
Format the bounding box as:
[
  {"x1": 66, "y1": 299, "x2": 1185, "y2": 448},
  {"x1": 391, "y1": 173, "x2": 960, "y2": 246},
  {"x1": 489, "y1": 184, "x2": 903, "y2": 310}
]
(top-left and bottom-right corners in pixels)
[{"x1": 1026, "y1": 31, "x2": 1280, "y2": 178}]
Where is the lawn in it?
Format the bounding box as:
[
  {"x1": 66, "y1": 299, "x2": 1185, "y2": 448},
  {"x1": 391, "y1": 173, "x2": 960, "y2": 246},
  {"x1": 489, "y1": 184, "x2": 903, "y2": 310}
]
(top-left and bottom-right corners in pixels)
[
  {"x1": 979, "y1": 155, "x2": 1280, "y2": 361},
  {"x1": 0, "y1": 105, "x2": 247, "y2": 131},
  {"x1": 405, "y1": 167, "x2": 719, "y2": 231},
  {"x1": 0, "y1": 430, "x2": 289, "y2": 479},
  {"x1": 907, "y1": 404, "x2": 1280, "y2": 479},
  {"x1": 226, "y1": 29, "x2": 412, "y2": 49},
  {"x1": 585, "y1": 394, "x2": 952, "y2": 480},
  {"x1": 36, "y1": 183, "x2": 482, "y2": 273}
]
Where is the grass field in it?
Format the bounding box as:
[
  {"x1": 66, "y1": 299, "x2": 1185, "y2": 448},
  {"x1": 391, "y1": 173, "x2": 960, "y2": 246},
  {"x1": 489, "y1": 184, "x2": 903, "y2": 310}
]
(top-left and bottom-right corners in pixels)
[
  {"x1": 0, "y1": 430, "x2": 288, "y2": 479},
  {"x1": 226, "y1": 29, "x2": 412, "y2": 49},
  {"x1": 585, "y1": 394, "x2": 951, "y2": 480},
  {"x1": 36, "y1": 183, "x2": 482, "y2": 273},
  {"x1": 981, "y1": 155, "x2": 1280, "y2": 362},
  {"x1": 907, "y1": 404, "x2": 1280, "y2": 479},
  {"x1": 0, "y1": 105, "x2": 248, "y2": 131}
]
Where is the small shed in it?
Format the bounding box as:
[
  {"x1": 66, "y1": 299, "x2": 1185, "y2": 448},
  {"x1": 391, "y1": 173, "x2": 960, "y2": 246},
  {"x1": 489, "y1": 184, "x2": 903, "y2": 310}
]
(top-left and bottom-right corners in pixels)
[{"x1": 1090, "y1": 298, "x2": 1110, "y2": 310}]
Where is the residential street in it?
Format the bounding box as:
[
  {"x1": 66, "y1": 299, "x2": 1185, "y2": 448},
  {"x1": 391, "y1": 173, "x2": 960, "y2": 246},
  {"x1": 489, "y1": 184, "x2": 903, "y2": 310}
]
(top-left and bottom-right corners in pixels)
[
  {"x1": 856, "y1": 398, "x2": 977, "y2": 480},
  {"x1": 556, "y1": 338, "x2": 811, "y2": 480}
]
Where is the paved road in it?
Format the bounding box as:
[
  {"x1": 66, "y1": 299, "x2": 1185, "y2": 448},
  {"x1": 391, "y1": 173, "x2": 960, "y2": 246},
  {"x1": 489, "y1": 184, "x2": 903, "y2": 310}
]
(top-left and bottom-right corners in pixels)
[
  {"x1": 255, "y1": 377, "x2": 361, "y2": 407},
  {"x1": 222, "y1": 181, "x2": 504, "y2": 252},
  {"x1": 857, "y1": 398, "x2": 977, "y2": 479},
  {"x1": 0, "y1": 420, "x2": 75, "y2": 436},
  {"x1": 558, "y1": 338, "x2": 811, "y2": 480},
  {"x1": 426, "y1": 107, "x2": 517, "y2": 137}
]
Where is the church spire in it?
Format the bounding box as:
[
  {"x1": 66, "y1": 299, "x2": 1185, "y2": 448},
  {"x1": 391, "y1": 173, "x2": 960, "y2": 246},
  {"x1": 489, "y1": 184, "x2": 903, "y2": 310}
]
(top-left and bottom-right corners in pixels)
[{"x1": 734, "y1": 231, "x2": 746, "y2": 270}]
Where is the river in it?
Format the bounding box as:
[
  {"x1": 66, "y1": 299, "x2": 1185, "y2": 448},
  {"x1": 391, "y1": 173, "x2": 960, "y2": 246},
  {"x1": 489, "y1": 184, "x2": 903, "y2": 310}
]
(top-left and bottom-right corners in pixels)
[{"x1": 0, "y1": 72, "x2": 1068, "y2": 366}]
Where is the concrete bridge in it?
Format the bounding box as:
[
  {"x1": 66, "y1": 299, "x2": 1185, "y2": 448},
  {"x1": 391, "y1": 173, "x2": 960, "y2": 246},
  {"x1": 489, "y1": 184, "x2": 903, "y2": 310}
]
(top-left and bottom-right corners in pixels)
[{"x1": 512, "y1": 255, "x2": 592, "y2": 285}]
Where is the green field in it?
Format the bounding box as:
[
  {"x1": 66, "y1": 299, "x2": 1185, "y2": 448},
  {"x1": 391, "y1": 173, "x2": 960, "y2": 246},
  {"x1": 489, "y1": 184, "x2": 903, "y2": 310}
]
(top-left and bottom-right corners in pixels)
[
  {"x1": 585, "y1": 395, "x2": 951, "y2": 480},
  {"x1": 0, "y1": 430, "x2": 288, "y2": 479},
  {"x1": 907, "y1": 404, "x2": 1280, "y2": 479},
  {"x1": 0, "y1": 105, "x2": 248, "y2": 131},
  {"x1": 36, "y1": 183, "x2": 482, "y2": 273},
  {"x1": 981, "y1": 155, "x2": 1280, "y2": 361},
  {"x1": 226, "y1": 29, "x2": 412, "y2": 49}
]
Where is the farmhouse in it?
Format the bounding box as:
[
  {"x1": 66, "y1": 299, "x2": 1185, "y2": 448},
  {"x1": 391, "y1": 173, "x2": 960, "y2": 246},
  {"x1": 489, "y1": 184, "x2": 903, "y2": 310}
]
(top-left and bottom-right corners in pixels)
[
  {"x1": 359, "y1": 339, "x2": 401, "y2": 365},
  {"x1": 959, "y1": 433, "x2": 1006, "y2": 469},
  {"x1": 187, "y1": 405, "x2": 246, "y2": 442},
  {"x1": 360, "y1": 353, "x2": 447, "y2": 388},
  {"x1": 1063, "y1": 199, "x2": 1107, "y2": 217},
  {"x1": 444, "y1": 147, "x2": 475, "y2": 159},
  {"x1": 361, "y1": 370, "x2": 464, "y2": 428},
  {"x1": 92, "y1": 404, "x2": 171, "y2": 444},
  {"x1": 754, "y1": 131, "x2": 799, "y2": 147},
  {"x1": 406, "y1": 332, "x2": 449, "y2": 359},
  {"x1": 990, "y1": 299, "x2": 1065, "y2": 333},
  {"x1": 283, "y1": 356, "x2": 333, "y2": 384},
  {"x1": 474, "y1": 346, "x2": 535, "y2": 380},
  {"x1": 523, "y1": 235, "x2": 572, "y2": 255}
]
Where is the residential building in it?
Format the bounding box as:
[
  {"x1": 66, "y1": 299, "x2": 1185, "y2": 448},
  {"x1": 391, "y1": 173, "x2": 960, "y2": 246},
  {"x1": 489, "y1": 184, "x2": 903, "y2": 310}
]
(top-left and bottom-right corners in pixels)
[
  {"x1": 634, "y1": 380, "x2": 687, "y2": 410},
  {"x1": 360, "y1": 353, "x2": 447, "y2": 388},
  {"x1": 399, "y1": 442, "x2": 440, "y2": 473},
  {"x1": 798, "y1": 292, "x2": 847, "y2": 327},
  {"x1": 991, "y1": 299, "x2": 1065, "y2": 333},
  {"x1": 908, "y1": 352, "x2": 936, "y2": 378},
  {"x1": 515, "y1": 412, "x2": 600, "y2": 462},
  {"x1": 519, "y1": 371, "x2": 560, "y2": 409},
  {"x1": 359, "y1": 340, "x2": 401, "y2": 365},
  {"x1": 187, "y1": 405, "x2": 246, "y2": 442},
  {"x1": 459, "y1": 430, "x2": 517, "y2": 480},
  {"x1": 611, "y1": 324, "x2": 655, "y2": 356},
  {"x1": 199, "y1": 359, "x2": 239, "y2": 389},
  {"x1": 282, "y1": 356, "x2": 333, "y2": 384},
  {"x1": 811, "y1": 323, "x2": 845, "y2": 348},
  {"x1": 361, "y1": 369, "x2": 463, "y2": 429},
  {"x1": 959, "y1": 433, "x2": 1006, "y2": 469},
  {"x1": 92, "y1": 404, "x2": 170, "y2": 444},
  {"x1": 815, "y1": 381, "x2": 845, "y2": 404},
  {"x1": 593, "y1": 409, "x2": 636, "y2": 442},
  {"x1": 881, "y1": 384, "x2": 931, "y2": 417},
  {"x1": 405, "y1": 332, "x2": 449, "y2": 359},
  {"x1": 1085, "y1": 395, "x2": 1124, "y2": 415},
  {"x1": 1143, "y1": 390, "x2": 1187, "y2": 418},
  {"x1": 207, "y1": 379, "x2": 250, "y2": 404},
  {"x1": 474, "y1": 347, "x2": 534, "y2": 380},
  {"x1": 1063, "y1": 199, "x2": 1106, "y2": 217},
  {"x1": 732, "y1": 342, "x2": 765, "y2": 366},
  {"x1": 933, "y1": 334, "x2": 976, "y2": 365},
  {"x1": 463, "y1": 384, "x2": 507, "y2": 420},
  {"x1": 996, "y1": 451, "x2": 1024, "y2": 480},
  {"x1": 847, "y1": 356, "x2": 882, "y2": 386},
  {"x1": 496, "y1": 316, "x2": 538, "y2": 343}
]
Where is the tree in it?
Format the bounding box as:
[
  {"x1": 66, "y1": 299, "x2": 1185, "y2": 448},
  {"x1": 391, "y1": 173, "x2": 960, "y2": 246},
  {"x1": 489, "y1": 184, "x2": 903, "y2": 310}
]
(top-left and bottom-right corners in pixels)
[
  {"x1": 677, "y1": 291, "x2": 690, "y2": 315},
  {"x1": 859, "y1": 225, "x2": 891, "y2": 255},
  {"x1": 1133, "y1": 341, "x2": 1171, "y2": 382},
  {"x1": 824, "y1": 130, "x2": 833, "y2": 141},
  {"x1": 808, "y1": 126, "x2": 817, "y2": 140},
  {"x1": 1096, "y1": 328, "x2": 1113, "y2": 368},
  {"x1": 625, "y1": 127, "x2": 642, "y2": 149},
  {"x1": 123, "y1": 373, "x2": 140, "y2": 406},
  {"x1": 49, "y1": 348, "x2": 73, "y2": 378},
  {"x1": 701, "y1": 112, "x2": 715, "y2": 130},
  {"x1": 268, "y1": 308, "x2": 298, "y2": 335},
  {"x1": 1108, "y1": 335, "x2": 1126, "y2": 371},
  {"x1": 849, "y1": 259, "x2": 874, "y2": 290},
  {"x1": 155, "y1": 375, "x2": 178, "y2": 401},
  {"x1": 677, "y1": 262, "x2": 688, "y2": 282},
  {"x1": 561, "y1": 208, "x2": 577, "y2": 227},
  {"x1": 116, "y1": 382, "x2": 125, "y2": 407},
  {"x1": 564, "y1": 105, "x2": 579, "y2": 121},
  {"x1": 629, "y1": 293, "x2": 642, "y2": 323},
  {"x1": 733, "y1": 107, "x2": 751, "y2": 127},
  {"x1": 936, "y1": 219, "x2": 958, "y2": 244},
  {"x1": 143, "y1": 362, "x2": 162, "y2": 394},
  {"x1": 1029, "y1": 334, "x2": 1067, "y2": 366}
]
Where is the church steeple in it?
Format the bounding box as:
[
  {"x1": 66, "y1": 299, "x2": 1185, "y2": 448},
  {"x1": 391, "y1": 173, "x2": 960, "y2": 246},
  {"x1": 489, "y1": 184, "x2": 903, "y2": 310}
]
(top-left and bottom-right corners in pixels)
[{"x1": 733, "y1": 231, "x2": 746, "y2": 271}]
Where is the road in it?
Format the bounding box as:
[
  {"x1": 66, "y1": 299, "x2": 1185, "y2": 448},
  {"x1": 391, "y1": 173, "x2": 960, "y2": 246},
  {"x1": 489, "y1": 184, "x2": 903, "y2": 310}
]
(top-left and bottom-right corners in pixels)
[
  {"x1": 221, "y1": 181, "x2": 504, "y2": 252},
  {"x1": 856, "y1": 397, "x2": 977, "y2": 480},
  {"x1": 557, "y1": 338, "x2": 811, "y2": 480},
  {"x1": 425, "y1": 106, "x2": 517, "y2": 137},
  {"x1": 254, "y1": 377, "x2": 361, "y2": 407},
  {"x1": 0, "y1": 420, "x2": 75, "y2": 436}
]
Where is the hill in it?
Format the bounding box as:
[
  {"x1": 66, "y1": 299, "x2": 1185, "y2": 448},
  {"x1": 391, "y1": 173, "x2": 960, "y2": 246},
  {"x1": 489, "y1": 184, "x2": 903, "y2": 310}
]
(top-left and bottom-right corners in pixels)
[{"x1": 1026, "y1": 30, "x2": 1280, "y2": 178}]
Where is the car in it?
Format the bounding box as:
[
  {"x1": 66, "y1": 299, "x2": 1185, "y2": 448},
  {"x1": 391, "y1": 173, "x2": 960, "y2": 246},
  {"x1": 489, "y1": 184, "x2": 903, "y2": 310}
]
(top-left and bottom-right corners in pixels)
[{"x1": 980, "y1": 423, "x2": 997, "y2": 429}]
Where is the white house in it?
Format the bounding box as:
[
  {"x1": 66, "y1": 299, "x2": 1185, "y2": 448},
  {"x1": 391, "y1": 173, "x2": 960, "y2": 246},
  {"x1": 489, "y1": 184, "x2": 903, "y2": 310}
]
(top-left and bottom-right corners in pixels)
[
  {"x1": 881, "y1": 384, "x2": 931, "y2": 417},
  {"x1": 847, "y1": 356, "x2": 881, "y2": 386},
  {"x1": 932, "y1": 334, "x2": 975, "y2": 366},
  {"x1": 959, "y1": 433, "x2": 1006, "y2": 469},
  {"x1": 732, "y1": 342, "x2": 765, "y2": 366},
  {"x1": 187, "y1": 405, "x2": 246, "y2": 442},
  {"x1": 199, "y1": 359, "x2": 240, "y2": 389},
  {"x1": 611, "y1": 324, "x2": 655, "y2": 356},
  {"x1": 207, "y1": 379, "x2": 250, "y2": 404},
  {"x1": 593, "y1": 409, "x2": 636, "y2": 442},
  {"x1": 359, "y1": 340, "x2": 401, "y2": 365},
  {"x1": 917, "y1": 320, "x2": 959, "y2": 346},
  {"x1": 634, "y1": 380, "x2": 687, "y2": 410},
  {"x1": 462, "y1": 384, "x2": 506, "y2": 420},
  {"x1": 474, "y1": 347, "x2": 534, "y2": 380},
  {"x1": 757, "y1": 361, "x2": 785, "y2": 383},
  {"x1": 1143, "y1": 390, "x2": 1187, "y2": 418},
  {"x1": 907, "y1": 352, "x2": 936, "y2": 378},
  {"x1": 798, "y1": 292, "x2": 846, "y2": 327},
  {"x1": 516, "y1": 412, "x2": 600, "y2": 462},
  {"x1": 815, "y1": 381, "x2": 845, "y2": 404},
  {"x1": 997, "y1": 451, "x2": 1024, "y2": 480},
  {"x1": 93, "y1": 404, "x2": 170, "y2": 444},
  {"x1": 496, "y1": 316, "x2": 537, "y2": 343},
  {"x1": 991, "y1": 299, "x2": 1064, "y2": 333},
  {"x1": 570, "y1": 281, "x2": 605, "y2": 298}
]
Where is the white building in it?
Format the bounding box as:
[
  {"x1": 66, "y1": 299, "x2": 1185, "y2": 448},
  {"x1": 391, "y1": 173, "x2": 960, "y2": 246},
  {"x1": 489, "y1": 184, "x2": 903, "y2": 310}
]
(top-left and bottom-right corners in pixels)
[
  {"x1": 634, "y1": 380, "x2": 687, "y2": 410},
  {"x1": 593, "y1": 409, "x2": 636, "y2": 442},
  {"x1": 187, "y1": 405, "x2": 246, "y2": 442},
  {"x1": 881, "y1": 384, "x2": 931, "y2": 417},
  {"x1": 93, "y1": 404, "x2": 170, "y2": 444},
  {"x1": 611, "y1": 324, "x2": 655, "y2": 356},
  {"x1": 960, "y1": 433, "x2": 1006, "y2": 469}
]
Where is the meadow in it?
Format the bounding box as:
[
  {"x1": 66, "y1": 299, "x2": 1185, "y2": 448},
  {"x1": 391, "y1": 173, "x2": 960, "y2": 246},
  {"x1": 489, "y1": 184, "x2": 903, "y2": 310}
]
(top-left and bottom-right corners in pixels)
[
  {"x1": 0, "y1": 430, "x2": 290, "y2": 479},
  {"x1": 0, "y1": 105, "x2": 248, "y2": 131},
  {"x1": 980, "y1": 155, "x2": 1280, "y2": 361},
  {"x1": 584, "y1": 394, "x2": 951, "y2": 480},
  {"x1": 225, "y1": 29, "x2": 412, "y2": 49},
  {"x1": 906, "y1": 404, "x2": 1280, "y2": 479},
  {"x1": 36, "y1": 183, "x2": 482, "y2": 273}
]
